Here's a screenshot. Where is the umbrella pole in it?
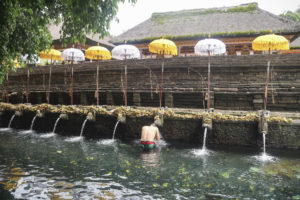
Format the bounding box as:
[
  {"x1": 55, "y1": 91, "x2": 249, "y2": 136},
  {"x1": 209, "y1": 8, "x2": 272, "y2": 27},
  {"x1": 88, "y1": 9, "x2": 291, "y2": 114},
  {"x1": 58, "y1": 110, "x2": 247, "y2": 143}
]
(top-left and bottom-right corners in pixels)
[
  {"x1": 6, "y1": 72, "x2": 9, "y2": 103},
  {"x1": 160, "y1": 53, "x2": 165, "y2": 108},
  {"x1": 47, "y1": 65, "x2": 52, "y2": 104},
  {"x1": 207, "y1": 51, "x2": 211, "y2": 110},
  {"x1": 125, "y1": 56, "x2": 128, "y2": 107},
  {"x1": 70, "y1": 53, "x2": 74, "y2": 105},
  {"x1": 26, "y1": 69, "x2": 29, "y2": 103},
  {"x1": 264, "y1": 49, "x2": 271, "y2": 111},
  {"x1": 97, "y1": 59, "x2": 99, "y2": 106},
  {"x1": 71, "y1": 64, "x2": 74, "y2": 105}
]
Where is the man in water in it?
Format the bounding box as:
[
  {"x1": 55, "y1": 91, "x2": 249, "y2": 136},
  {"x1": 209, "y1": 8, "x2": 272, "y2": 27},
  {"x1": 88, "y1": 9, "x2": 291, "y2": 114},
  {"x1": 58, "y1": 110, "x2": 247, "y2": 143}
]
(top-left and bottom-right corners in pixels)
[{"x1": 140, "y1": 123, "x2": 160, "y2": 151}]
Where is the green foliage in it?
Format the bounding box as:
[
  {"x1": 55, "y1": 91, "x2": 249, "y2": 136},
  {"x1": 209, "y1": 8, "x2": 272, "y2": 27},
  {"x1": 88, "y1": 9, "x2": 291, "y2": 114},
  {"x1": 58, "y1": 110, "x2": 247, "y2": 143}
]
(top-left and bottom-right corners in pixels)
[
  {"x1": 280, "y1": 7, "x2": 300, "y2": 22},
  {"x1": 0, "y1": 0, "x2": 136, "y2": 84}
]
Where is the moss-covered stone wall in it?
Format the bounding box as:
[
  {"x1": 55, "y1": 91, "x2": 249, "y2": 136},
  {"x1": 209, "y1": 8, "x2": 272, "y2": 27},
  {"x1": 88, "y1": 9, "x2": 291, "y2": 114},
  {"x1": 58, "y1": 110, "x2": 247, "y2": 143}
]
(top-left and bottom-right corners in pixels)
[{"x1": 1, "y1": 54, "x2": 300, "y2": 111}]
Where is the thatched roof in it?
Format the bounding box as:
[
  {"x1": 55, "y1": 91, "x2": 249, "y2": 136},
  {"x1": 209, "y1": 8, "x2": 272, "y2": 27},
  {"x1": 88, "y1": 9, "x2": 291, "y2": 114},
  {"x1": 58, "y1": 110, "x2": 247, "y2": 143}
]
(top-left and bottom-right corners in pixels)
[
  {"x1": 291, "y1": 36, "x2": 300, "y2": 48},
  {"x1": 48, "y1": 23, "x2": 115, "y2": 49},
  {"x1": 111, "y1": 3, "x2": 300, "y2": 44}
]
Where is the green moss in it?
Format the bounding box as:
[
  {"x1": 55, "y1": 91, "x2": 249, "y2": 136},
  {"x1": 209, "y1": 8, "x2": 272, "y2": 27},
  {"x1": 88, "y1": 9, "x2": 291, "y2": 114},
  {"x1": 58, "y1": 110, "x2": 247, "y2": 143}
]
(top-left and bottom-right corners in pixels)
[
  {"x1": 128, "y1": 30, "x2": 272, "y2": 43},
  {"x1": 151, "y1": 3, "x2": 258, "y2": 24}
]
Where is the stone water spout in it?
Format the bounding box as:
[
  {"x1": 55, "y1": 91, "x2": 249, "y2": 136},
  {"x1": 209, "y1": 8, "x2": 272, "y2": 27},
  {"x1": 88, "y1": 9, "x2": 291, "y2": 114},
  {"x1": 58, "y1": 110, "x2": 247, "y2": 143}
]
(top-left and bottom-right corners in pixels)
[
  {"x1": 258, "y1": 110, "x2": 269, "y2": 134},
  {"x1": 258, "y1": 110, "x2": 270, "y2": 158},
  {"x1": 202, "y1": 111, "x2": 213, "y2": 130},
  {"x1": 200, "y1": 110, "x2": 213, "y2": 153},
  {"x1": 86, "y1": 112, "x2": 96, "y2": 122}
]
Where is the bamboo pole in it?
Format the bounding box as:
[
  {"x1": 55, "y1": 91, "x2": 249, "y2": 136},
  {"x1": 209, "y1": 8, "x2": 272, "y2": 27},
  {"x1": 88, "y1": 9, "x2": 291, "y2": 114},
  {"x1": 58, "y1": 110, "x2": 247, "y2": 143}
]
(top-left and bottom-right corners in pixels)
[
  {"x1": 6, "y1": 72, "x2": 9, "y2": 103},
  {"x1": 70, "y1": 52, "x2": 74, "y2": 105},
  {"x1": 26, "y1": 69, "x2": 29, "y2": 103},
  {"x1": 264, "y1": 48, "x2": 271, "y2": 111},
  {"x1": 160, "y1": 51, "x2": 165, "y2": 108},
  {"x1": 124, "y1": 49, "x2": 128, "y2": 107},
  {"x1": 207, "y1": 50, "x2": 211, "y2": 110}
]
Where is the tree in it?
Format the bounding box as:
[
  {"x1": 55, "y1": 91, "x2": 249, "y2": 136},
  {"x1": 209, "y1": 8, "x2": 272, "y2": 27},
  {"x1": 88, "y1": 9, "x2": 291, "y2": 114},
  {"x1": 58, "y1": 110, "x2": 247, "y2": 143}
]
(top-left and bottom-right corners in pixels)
[
  {"x1": 280, "y1": 8, "x2": 300, "y2": 22},
  {"x1": 0, "y1": 0, "x2": 136, "y2": 83}
]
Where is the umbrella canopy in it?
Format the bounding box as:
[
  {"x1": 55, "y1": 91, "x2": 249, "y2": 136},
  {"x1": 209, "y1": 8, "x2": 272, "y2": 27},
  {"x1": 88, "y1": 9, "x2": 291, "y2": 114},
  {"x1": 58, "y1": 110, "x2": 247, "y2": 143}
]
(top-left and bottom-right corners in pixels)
[
  {"x1": 112, "y1": 44, "x2": 141, "y2": 60},
  {"x1": 85, "y1": 46, "x2": 111, "y2": 60},
  {"x1": 40, "y1": 49, "x2": 63, "y2": 61},
  {"x1": 194, "y1": 39, "x2": 226, "y2": 56},
  {"x1": 62, "y1": 48, "x2": 85, "y2": 62},
  {"x1": 149, "y1": 38, "x2": 178, "y2": 55},
  {"x1": 252, "y1": 34, "x2": 289, "y2": 51},
  {"x1": 252, "y1": 34, "x2": 290, "y2": 111}
]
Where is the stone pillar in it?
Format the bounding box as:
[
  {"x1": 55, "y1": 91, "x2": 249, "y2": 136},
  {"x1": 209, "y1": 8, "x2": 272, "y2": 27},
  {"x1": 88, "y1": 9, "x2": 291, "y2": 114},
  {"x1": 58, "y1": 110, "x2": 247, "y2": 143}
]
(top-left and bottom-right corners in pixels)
[
  {"x1": 80, "y1": 93, "x2": 88, "y2": 105},
  {"x1": 253, "y1": 95, "x2": 264, "y2": 110},
  {"x1": 133, "y1": 93, "x2": 141, "y2": 106},
  {"x1": 164, "y1": 93, "x2": 174, "y2": 108},
  {"x1": 106, "y1": 92, "x2": 114, "y2": 105}
]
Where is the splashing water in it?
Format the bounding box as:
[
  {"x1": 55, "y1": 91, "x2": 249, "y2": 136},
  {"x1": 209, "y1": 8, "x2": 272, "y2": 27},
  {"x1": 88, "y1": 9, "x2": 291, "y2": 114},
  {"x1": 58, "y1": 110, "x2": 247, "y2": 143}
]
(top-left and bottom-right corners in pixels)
[
  {"x1": 40, "y1": 133, "x2": 56, "y2": 138},
  {"x1": 65, "y1": 136, "x2": 83, "y2": 142},
  {"x1": 8, "y1": 114, "x2": 16, "y2": 128},
  {"x1": 112, "y1": 120, "x2": 120, "y2": 140},
  {"x1": 192, "y1": 128, "x2": 209, "y2": 156},
  {"x1": 202, "y1": 127, "x2": 208, "y2": 151},
  {"x1": 254, "y1": 133, "x2": 276, "y2": 162},
  {"x1": 79, "y1": 119, "x2": 88, "y2": 137},
  {"x1": 30, "y1": 115, "x2": 38, "y2": 130},
  {"x1": 52, "y1": 117, "x2": 61, "y2": 133},
  {"x1": 97, "y1": 139, "x2": 116, "y2": 145}
]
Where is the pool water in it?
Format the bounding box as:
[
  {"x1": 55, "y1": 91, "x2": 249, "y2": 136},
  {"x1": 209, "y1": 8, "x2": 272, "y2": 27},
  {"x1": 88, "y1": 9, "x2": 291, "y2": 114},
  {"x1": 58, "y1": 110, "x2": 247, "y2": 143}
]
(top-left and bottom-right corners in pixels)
[{"x1": 0, "y1": 129, "x2": 300, "y2": 199}]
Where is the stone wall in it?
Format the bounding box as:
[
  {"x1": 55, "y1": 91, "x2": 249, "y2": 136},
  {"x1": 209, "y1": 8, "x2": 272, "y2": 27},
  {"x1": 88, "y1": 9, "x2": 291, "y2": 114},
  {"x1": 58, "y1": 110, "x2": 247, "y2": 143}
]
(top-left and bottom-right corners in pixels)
[
  {"x1": 1, "y1": 109, "x2": 300, "y2": 149},
  {"x1": 1, "y1": 54, "x2": 300, "y2": 111}
]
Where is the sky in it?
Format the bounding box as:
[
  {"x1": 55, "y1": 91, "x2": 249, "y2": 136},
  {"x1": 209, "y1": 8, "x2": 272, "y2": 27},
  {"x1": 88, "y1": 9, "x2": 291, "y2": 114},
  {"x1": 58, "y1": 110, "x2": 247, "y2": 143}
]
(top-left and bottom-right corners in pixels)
[{"x1": 109, "y1": 0, "x2": 300, "y2": 36}]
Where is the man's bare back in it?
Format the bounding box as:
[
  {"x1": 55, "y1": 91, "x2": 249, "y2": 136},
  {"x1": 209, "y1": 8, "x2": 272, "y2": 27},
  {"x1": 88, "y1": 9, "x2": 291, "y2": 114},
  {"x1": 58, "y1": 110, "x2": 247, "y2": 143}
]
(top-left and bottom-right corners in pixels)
[{"x1": 141, "y1": 124, "x2": 160, "y2": 142}]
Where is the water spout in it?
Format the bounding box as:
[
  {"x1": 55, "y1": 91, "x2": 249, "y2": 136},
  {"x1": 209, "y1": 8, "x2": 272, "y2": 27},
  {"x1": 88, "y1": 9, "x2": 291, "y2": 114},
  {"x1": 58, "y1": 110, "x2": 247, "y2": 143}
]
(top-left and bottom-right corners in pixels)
[
  {"x1": 263, "y1": 133, "x2": 266, "y2": 155},
  {"x1": 80, "y1": 118, "x2": 88, "y2": 137},
  {"x1": 8, "y1": 114, "x2": 16, "y2": 128},
  {"x1": 112, "y1": 120, "x2": 120, "y2": 140},
  {"x1": 52, "y1": 117, "x2": 61, "y2": 133},
  {"x1": 30, "y1": 115, "x2": 38, "y2": 130},
  {"x1": 202, "y1": 127, "x2": 208, "y2": 151}
]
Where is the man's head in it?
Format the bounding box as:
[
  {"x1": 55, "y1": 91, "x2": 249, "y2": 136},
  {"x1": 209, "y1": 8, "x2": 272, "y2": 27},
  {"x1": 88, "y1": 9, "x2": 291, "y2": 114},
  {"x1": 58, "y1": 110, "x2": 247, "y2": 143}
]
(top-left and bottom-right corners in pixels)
[{"x1": 150, "y1": 123, "x2": 156, "y2": 127}]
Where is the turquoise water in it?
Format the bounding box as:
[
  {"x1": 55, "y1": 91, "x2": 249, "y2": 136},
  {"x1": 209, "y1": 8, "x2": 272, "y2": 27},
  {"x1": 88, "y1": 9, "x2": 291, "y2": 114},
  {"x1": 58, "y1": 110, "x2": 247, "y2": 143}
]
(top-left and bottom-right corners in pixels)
[{"x1": 0, "y1": 129, "x2": 300, "y2": 199}]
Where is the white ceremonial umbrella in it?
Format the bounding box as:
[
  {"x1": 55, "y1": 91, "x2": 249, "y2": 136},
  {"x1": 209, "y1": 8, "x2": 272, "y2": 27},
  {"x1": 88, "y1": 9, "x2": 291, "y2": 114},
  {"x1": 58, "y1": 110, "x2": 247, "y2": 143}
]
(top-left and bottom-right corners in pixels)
[
  {"x1": 20, "y1": 54, "x2": 40, "y2": 103},
  {"x1": 112, "y1": 44, "x2": 141, "y2": 106},
  {"x1": 194, "y1": 38, "x2": 226, "y2": 110},
  {"x1": 62, "y1": 48, "x2": 85, "y2": 105}
]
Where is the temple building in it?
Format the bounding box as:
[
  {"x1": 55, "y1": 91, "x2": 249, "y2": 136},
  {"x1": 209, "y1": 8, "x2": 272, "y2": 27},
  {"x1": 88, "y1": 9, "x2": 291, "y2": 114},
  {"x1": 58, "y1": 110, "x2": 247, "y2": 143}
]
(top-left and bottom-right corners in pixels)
[
  {"x1": 48, "y1": 23, "x2": 115, "y2": 51},
  {"x1": 111, "y1": 3, "x2": 300, "y2": 56}
]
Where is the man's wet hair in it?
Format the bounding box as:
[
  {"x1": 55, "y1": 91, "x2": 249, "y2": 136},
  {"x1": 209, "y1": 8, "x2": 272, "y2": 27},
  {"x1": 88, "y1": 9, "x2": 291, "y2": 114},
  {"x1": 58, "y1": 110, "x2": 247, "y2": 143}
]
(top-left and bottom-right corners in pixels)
[{"x1": 150, "y1": 123, "x2": 156, "y2": 127}]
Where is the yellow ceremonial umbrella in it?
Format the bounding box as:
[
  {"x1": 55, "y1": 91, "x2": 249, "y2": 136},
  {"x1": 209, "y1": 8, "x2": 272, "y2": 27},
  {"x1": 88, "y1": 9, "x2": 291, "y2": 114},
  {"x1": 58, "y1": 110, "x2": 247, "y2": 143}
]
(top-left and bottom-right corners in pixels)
[
  {"x1": 85, "y1": 45, "x2": 111, "y2": 105},
  {"x1": 149, "y1": 37, "x2": 177, "y2": 108},
  {"x1": 252, "y1": 34, "x2": 289, "y2": 110},
  {"x1": 39, "y1": 48, "x2": 63, "y2": 104}
]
